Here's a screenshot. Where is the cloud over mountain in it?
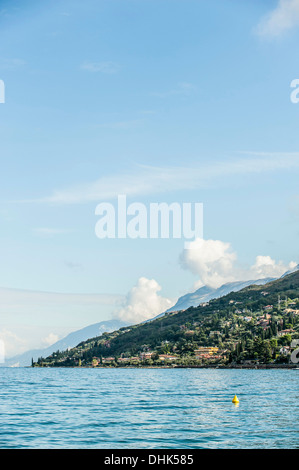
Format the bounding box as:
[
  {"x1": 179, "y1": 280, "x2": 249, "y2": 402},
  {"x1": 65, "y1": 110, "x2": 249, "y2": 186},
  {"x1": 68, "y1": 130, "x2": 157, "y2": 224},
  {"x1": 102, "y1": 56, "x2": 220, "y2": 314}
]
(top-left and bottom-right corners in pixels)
[
  {"x1": 114, "y1": 277, "x2": 173, "y2": 324},
  {"x1": 181, "y1": 238, "x2": 297, "y2": 289}
]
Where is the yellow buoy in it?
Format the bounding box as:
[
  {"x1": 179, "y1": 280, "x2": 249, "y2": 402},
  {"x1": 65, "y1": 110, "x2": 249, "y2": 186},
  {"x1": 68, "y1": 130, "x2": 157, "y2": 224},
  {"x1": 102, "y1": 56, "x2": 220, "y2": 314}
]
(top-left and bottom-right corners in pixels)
[{"x1": 232, "y1": 395, "x2": 239, "y2": 404}]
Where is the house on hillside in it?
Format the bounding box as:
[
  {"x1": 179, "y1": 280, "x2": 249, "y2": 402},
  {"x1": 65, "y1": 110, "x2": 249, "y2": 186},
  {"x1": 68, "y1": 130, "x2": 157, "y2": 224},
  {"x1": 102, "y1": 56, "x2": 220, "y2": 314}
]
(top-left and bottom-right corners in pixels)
[
  {"x1": 102, "y1": 357, "x2": 115, "y2": 364},
  {"x1": 277, "y1": 329, "x2": 294, "y2": 337},
  {"x1": 158, "y1": 354, "x2": 178, "y2": 361},
  {"x1": 140, "y1": 351, "x2": 154, "y2": 360},
  {"x1": 194, "y1": 347, "x2": 219, "y2": 357},
  {"x1": 279, "y1": 346, "x2": 290, "y2": 356}
]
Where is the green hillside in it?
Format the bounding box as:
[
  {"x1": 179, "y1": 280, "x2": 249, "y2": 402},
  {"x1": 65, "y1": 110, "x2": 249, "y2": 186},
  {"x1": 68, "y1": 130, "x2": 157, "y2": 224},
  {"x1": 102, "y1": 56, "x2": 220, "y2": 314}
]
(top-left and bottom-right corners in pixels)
[{"x1": 35, "y1": 271, "x2": 299, "y2": 367}]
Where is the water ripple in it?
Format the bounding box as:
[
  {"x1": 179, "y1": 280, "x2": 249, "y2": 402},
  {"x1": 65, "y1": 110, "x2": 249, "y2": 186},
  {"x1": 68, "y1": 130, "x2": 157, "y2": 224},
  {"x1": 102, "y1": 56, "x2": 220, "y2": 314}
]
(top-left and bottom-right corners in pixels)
[{"x1": 0, "y1": 368, "x2": 298, "y2": 448}]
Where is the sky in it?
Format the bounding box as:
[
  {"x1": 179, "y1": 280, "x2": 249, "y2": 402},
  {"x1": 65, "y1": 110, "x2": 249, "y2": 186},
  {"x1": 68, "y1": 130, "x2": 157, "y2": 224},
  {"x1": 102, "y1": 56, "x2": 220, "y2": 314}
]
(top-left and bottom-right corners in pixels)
[{"x1": 1, "y1": 0, "x2": 299, "y2": 357}]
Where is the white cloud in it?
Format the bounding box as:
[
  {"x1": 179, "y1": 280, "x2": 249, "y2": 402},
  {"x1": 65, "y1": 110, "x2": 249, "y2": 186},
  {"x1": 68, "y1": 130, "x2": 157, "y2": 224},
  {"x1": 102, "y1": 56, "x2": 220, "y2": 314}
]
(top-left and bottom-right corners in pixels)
[
  {"x1": 0, "y1": 288, "x2": 125, "y2": 357},
  {"x1": 20, "y1": 152, "x2": 299, "y2": 205},
  {"x1": 257, "y1": 0, "x2": 299, "y2": 37},
  {"x1": 181, "y1": 238, "x2": 237, "y2": 289},
  {"x1": 0, "y1": 329, "x2": 27, "y2": 359},
  {"x1": 249, "y1": 255, "x2": 297, "y2": 279},
  {"x1": 114, "y1": 277, "x2": 173, "y2": 324},
  {"x1": 42, "y1": 333, "x2": 59, "y2": 347},
  {"x1": 0, "y1": 280, "x2": 171, "y2": 356},
  {"x1": 0, "y1": 325, "x2": 69, "y2": 359},
  {"x1": 181, "y1": 238, "x2": 297, "y2": 289},
  {"x1": 81, "y1": 61, "x2": 120, "y2": 74}
]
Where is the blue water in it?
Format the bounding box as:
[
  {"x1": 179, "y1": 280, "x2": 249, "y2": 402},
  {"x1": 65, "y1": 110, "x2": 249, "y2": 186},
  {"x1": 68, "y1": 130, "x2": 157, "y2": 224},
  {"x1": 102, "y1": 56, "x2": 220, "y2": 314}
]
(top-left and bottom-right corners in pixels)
[{"x1": 0, "y1": 368, "x2": 298, "y2": 448}]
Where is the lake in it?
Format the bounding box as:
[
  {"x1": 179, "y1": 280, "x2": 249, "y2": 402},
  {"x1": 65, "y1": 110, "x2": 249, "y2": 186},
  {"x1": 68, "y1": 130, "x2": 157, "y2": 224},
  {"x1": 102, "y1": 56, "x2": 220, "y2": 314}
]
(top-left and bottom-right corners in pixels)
[{"x1": 0, "y1": 368, "x2": 297, "y2": 448}]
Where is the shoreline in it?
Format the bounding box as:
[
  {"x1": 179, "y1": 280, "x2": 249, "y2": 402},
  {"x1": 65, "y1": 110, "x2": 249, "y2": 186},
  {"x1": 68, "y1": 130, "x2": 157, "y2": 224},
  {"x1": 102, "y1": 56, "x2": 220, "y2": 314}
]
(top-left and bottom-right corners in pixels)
[{"x1": 29, "y1": 363, "x2": 299, "y2": 370}]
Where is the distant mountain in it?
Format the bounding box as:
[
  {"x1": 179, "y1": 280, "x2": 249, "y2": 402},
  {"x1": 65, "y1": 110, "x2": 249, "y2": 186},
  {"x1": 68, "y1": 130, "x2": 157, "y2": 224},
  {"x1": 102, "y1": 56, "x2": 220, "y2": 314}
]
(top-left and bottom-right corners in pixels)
[
  {"x1": 5, "y1": 266, "x2": 299, "y2": 367},
  {"x1": 2, "y1": 319, "x2": 128, "y2": 367},
  {"x1": 281, "y1": 264, "x2": 299, "y2": 278},
  {"x1": 164, "y1": 266, "x2": 299, "y2": 315},
  {"x1": 163, "y1": 277, "x2": 276, "y2": 315},
  {"x1": 39, "y1": 269, "x2": 299, "y2": 367}
]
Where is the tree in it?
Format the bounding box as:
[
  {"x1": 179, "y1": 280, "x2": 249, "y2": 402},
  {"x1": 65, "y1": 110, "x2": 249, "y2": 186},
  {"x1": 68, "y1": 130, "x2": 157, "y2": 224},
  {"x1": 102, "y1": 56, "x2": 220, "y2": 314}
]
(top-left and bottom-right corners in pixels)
[
  {"x1": 151, "y1": 352, "x2": 159, "y2": 361},
  {"x1": 262, "y1": 340, "x2": 272, "y2": 363},
  {"x1": 280, "y1": 334, "x2": 292, "y2": 346},
  {"x1": 270, "y1": 338, "x2": 278, "y2": 358}
]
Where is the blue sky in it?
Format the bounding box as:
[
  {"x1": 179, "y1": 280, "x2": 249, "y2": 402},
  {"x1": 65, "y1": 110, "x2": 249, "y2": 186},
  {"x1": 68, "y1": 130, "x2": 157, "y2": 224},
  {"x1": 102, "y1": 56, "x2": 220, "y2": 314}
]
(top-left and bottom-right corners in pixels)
[{"x1": 1, "y1": 0, "x2": 299, "y2": 356}]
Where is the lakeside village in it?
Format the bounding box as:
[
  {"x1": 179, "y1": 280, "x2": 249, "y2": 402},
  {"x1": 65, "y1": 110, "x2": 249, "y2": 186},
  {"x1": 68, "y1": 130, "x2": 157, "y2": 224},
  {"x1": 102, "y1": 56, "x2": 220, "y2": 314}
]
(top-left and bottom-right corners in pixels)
[{"x1": 34, "y1": 293, "x2": 299, "y2": 368}]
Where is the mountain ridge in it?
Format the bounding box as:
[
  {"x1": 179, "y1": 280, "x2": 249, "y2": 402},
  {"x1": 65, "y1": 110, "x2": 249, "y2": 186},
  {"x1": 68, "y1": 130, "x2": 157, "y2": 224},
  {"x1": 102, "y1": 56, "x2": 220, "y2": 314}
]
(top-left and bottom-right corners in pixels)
[
  {"x1": 2, "y1": 319, "x2": 128, "y2": 367},
  {"x1": 37, "y1": 270, "x2": 299, "y2": 367},
  {"x1": 6, "y1": 265, "x2": 299, "y2": 367},
  {"x1": 165, "y1": 277, "x2": 276, "y2": 314}
]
